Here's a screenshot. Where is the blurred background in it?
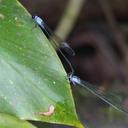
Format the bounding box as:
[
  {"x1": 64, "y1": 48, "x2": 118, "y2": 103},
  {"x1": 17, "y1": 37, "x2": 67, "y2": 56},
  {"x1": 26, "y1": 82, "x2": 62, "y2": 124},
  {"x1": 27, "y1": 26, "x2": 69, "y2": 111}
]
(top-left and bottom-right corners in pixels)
[{"x1": 20, "y1": 0, "x2": 128, "y2": 127}]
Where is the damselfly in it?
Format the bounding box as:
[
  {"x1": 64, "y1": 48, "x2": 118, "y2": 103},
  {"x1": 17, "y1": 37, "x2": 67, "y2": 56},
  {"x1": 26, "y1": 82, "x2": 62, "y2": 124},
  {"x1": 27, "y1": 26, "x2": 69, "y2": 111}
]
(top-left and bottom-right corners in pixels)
[
  {"x1": 32, "y1": 16, "x2": 75, "y2": 56},
  {"x1": 69, "y1": 73, "x2": 128, "y2": 115},
  {"x1": 32, "y1": 15, "x2": 75, "y2": 74}
]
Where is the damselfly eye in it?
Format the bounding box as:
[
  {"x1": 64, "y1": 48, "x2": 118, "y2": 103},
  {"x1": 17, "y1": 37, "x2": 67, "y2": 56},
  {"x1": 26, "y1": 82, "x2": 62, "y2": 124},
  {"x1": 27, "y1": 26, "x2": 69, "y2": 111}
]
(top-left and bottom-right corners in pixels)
[
  {"x1": 32, "y1": 15, "x2": 35, "y2": 19},
  {"x1": 32, "y1": 16, "x2": 35, "y2": 19}
]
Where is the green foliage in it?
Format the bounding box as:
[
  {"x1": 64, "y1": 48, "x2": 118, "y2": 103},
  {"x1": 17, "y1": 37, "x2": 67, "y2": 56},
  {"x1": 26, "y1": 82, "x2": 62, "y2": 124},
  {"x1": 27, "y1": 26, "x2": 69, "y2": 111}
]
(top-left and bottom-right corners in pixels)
[
  {"x1": 0, "y1": 0, "x2": 84, "y2": 127},
  {"x1": 0, "y1": 113, "x2": 36, "y2": 128}
]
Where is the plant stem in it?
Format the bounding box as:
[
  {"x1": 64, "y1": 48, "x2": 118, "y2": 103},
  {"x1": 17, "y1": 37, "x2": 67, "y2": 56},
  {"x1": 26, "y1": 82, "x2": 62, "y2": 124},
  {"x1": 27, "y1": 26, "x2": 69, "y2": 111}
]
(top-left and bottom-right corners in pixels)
[{"x1": 55, "y1": 0, "x2": 85, "y2": 41}]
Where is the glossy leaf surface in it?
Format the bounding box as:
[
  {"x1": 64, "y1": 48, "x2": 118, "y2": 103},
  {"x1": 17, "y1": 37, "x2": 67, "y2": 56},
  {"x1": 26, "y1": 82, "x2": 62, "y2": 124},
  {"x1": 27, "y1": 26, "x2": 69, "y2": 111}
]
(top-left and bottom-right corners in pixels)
[{"x1": 0, "y1": 0, "x2": 84, "y2": 127}]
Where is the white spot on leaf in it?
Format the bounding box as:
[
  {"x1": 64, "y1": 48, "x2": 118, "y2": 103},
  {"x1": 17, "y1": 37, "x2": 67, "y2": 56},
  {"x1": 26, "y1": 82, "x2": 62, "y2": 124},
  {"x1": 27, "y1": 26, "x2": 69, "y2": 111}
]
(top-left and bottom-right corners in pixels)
[
  {"x1": 14, "y1": 17, "x2": 18, "y2": 20},
  {"x1": 53, "y1": 81, "x2": 56, "y2": 85},
  {"x1": 14, "y1": 17, "x2": 23, "y2": 27},
  {"x1": 9, "y1": 80, "x2": 14, "y2": 85},
  {"x1": 0, "y1": 13, "x2": 4, "y2": 20}
]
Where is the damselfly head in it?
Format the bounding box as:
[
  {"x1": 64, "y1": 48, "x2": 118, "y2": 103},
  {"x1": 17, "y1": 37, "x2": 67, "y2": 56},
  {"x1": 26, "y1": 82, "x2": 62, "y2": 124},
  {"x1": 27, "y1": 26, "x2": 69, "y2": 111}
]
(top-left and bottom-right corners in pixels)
[
  {"x1": 68, "y1": 73, "x2": 80, "y2": 85},
  {"x1": 32, "y1": 15, "x2": 43, "y2": 26},
  {"x1": 32, "y1": 15, "x2": 39, "y2": 20}
]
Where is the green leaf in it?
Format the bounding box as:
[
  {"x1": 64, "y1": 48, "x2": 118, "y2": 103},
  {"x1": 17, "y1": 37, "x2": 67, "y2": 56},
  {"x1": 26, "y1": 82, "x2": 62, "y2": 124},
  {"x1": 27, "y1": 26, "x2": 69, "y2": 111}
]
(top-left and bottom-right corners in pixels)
[
  {"x1": 0, "y1": 0, "x2": 84, "y2": 128},
  {"x1": 0, "y1": 113, "x2": 36, "y2": 128}
]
